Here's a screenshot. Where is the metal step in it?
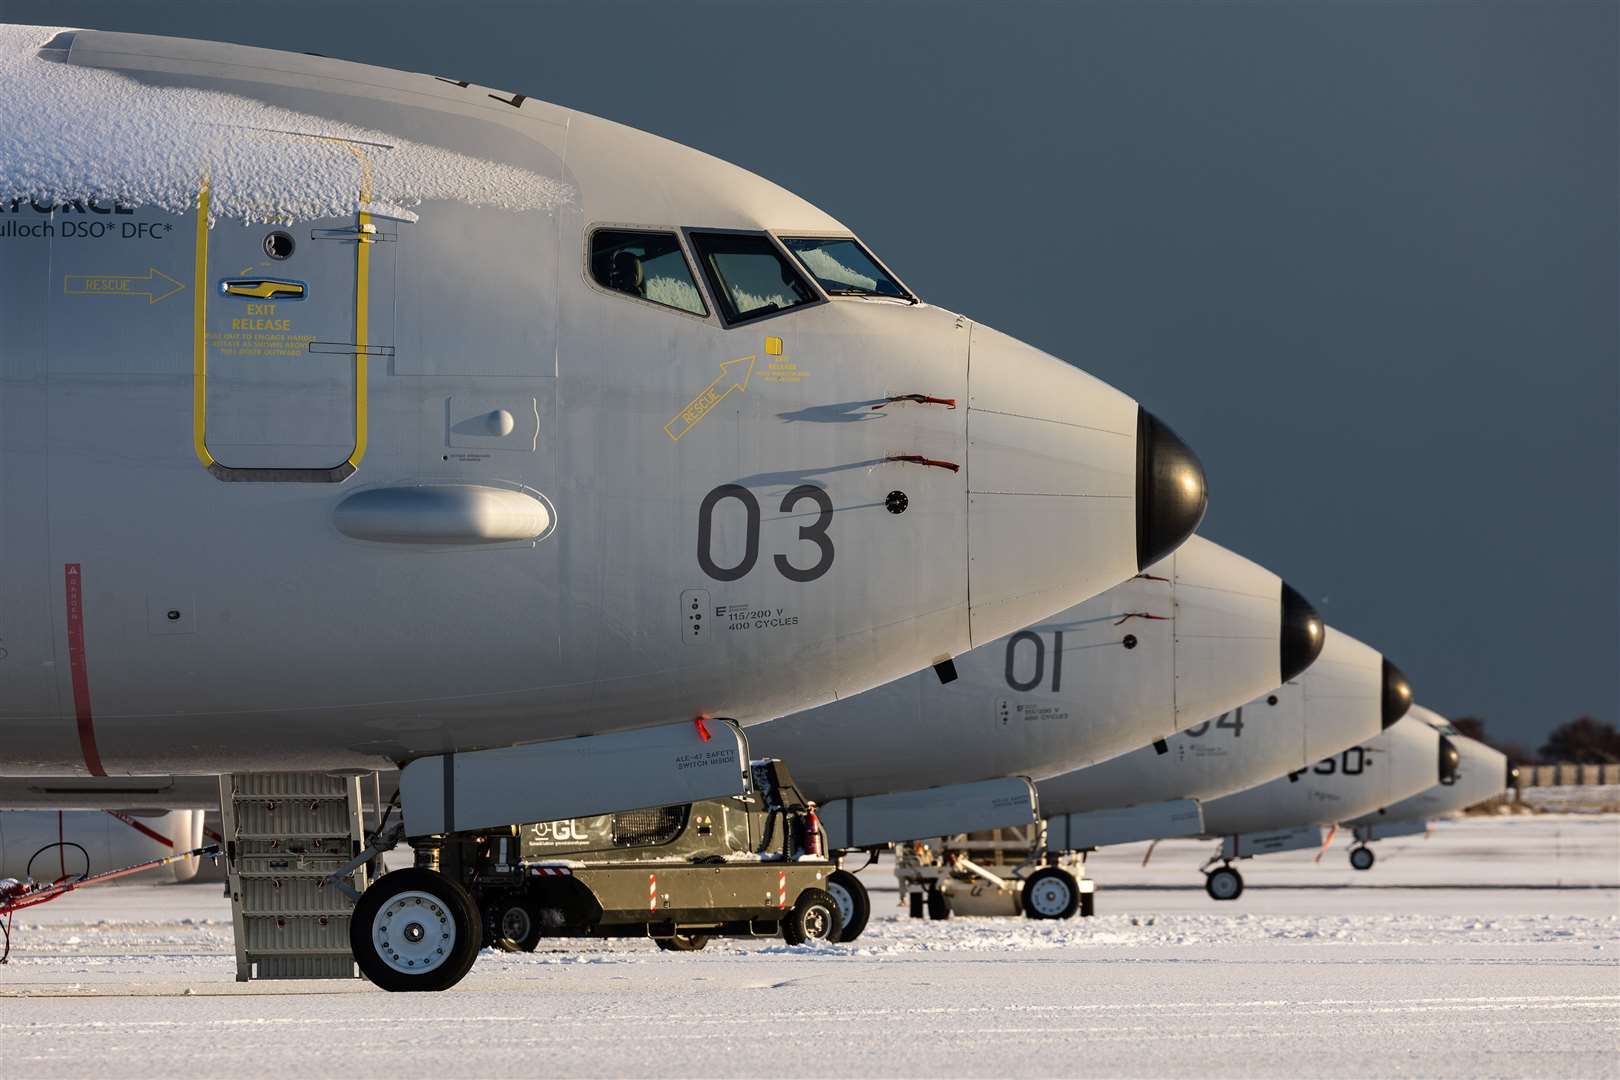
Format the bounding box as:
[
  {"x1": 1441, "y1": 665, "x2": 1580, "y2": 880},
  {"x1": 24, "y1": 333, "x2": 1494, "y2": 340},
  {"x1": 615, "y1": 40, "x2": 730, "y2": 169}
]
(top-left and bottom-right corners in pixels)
[{"x1": 219, "y1": 772, "x2": 370, "y2": 981}]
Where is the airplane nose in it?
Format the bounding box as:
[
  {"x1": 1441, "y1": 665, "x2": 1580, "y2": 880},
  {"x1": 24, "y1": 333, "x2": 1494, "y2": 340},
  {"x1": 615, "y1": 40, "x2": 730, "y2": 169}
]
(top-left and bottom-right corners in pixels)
[
  {"x1": 1381, "y1": 659, "x2": 1413, "y2": 728},
  {"x1": 964, "y1": 324, "x2": 1196, "y2": 644},
  {"x1": 1278, "y1": 583, "x2": 1325, "y2": 683},
  {"x1": 1136, "y1": 409, "x2": 1208, "y2": 570}
]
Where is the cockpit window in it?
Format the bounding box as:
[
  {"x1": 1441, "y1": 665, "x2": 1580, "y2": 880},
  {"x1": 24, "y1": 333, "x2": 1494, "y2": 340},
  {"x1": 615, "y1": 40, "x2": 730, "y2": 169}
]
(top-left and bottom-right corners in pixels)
[
  {"x1": 590, "y1": 229, "x2": 707, "y2": 316},
  {"x1": 687, "y1": 232, "x2": 819, "y2": 324},
  {"x1": 782, "y1": 237, "x2": 912, "y2": 301}
]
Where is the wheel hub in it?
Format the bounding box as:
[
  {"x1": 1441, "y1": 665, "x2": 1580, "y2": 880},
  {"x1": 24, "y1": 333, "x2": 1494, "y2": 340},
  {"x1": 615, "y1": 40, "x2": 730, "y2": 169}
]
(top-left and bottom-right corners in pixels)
[
  {"x1": 1029, "y1": 881, "x2": 1071, "y2": 916},
  {"x1": 501, "y1": 905, "x2": 532, "y2": 941},
  {"x1": 373, "y1": 890, "x2": 456, "y2": 975},
  {"x1": 828, "y1": 883, "x2": 855, "y2": 926},
  {"x1": 803, "y1": 906, "x2": 830, "y2": 939}
]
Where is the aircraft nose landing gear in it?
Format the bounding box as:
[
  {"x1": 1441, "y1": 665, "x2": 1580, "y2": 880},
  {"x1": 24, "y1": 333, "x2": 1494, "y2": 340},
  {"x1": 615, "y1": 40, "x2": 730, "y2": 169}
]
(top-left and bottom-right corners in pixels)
[
  {"x1": 352, "y1": 867, "x2": 482, "y2": 992},
  {"x1": 1348, "y1": 845, "x2": 1376, "y2": 871},
  {"x1": 1204, "y1": 864, "x2": 1244, "y2": 901}
]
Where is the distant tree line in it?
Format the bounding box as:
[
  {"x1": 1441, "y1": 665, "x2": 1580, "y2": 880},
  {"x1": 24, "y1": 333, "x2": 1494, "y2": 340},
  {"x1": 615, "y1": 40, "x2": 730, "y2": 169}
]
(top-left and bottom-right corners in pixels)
[{"x1": 1452, "y1": 715, "x2": 1620, "y2": 766}]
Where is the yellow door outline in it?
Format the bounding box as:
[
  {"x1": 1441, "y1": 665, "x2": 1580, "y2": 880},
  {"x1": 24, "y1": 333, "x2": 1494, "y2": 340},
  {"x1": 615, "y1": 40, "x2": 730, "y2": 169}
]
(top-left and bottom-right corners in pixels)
[{"x1": 192, "y1": 143, "x2": 372, "y2": 482}]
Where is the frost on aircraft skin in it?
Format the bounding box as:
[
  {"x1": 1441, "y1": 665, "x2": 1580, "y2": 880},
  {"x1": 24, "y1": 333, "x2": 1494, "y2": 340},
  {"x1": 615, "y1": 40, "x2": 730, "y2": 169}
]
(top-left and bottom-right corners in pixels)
[{"x1": 0, "y1": 24, "x2": 574, "y2": 226}]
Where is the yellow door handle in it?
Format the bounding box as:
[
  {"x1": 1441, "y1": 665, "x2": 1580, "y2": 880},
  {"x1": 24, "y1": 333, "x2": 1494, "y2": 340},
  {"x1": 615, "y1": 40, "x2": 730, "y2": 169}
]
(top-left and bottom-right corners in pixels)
[{"x1": 220, "y1": 278, "x2": 306, "y2": 300}]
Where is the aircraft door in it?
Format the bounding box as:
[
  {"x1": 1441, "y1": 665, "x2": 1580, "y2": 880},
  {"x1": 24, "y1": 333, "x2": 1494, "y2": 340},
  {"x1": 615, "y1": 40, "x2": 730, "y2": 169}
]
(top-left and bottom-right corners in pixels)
[{"x1": 198, "y1": 150, "x2": 394, "y2": 482}]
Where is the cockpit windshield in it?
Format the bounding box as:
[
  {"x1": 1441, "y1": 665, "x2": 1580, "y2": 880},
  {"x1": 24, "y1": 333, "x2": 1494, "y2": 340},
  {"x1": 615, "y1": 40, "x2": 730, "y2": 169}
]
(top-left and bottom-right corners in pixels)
[
  {"x1": 782, "y1": 237, "x2": 913, "y2": 302},
  {"x1": 688, "y1": 231, "x2": 819, "y2": 325}
]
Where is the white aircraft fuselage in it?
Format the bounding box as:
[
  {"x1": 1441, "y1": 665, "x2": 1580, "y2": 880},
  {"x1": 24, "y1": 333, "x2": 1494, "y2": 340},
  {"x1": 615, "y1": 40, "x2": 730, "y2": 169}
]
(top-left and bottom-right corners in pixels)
[
  {"x1": 1034, "y1": 627, "x2": 1408, "y2": 819},
  {"x1": 1347, "y1": 714, "x2": 1509, "y2": 827},
  {"x1": 0, "y1": 28, "x2": 1206, "y2": 778},
  {"x1": 749, "y1": 535, "x2": 1321, "y2": 801},
  {"x1": 1198, "y1": 713, "x2": 1449, "y2": 836}
]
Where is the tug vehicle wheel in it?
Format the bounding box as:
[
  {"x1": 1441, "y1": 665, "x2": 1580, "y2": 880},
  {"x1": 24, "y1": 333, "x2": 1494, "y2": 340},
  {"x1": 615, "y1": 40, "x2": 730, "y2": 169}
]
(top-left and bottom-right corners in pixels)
[
  {"x1": 925, "y1": 885, "x2": 951, "y2": 921},
  {"x1": 1021, "y1": 867, "x2": 1081, "y2": 920},
  {"x1": 826, "y1": 870, "x2": 871, "y2": 942},
  {"x1": 1204, "y1": 865, "x2": 1244, "y2": 902},
  {"x1": 352, "y1": 868, "x2": 482, "y2": 992},
  {"x1": 489, "y1": 895, "x2": 542, "y2": 953},
  {"x1": 655, "y1": 933, "x2": 711, "y2": 952},
  {"x1": 908, "y1": 892, "x2": 925, "y2": 919},
  {"x1": 1349, "y1": 845, "x2": 1376, "y2": 871},
  {"x1": 782, "y1": 888, "x2": 844, "y2": 945}
]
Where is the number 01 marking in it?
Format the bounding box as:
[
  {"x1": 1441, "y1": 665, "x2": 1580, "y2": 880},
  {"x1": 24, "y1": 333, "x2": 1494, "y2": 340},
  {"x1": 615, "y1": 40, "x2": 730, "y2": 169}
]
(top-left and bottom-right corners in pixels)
[
  {"x1": 1005, "y1": 630, "x2": 1064, "y2": 692},
  {"x1": 697, "y1": 483, "x2": 834, "y2": 583}
]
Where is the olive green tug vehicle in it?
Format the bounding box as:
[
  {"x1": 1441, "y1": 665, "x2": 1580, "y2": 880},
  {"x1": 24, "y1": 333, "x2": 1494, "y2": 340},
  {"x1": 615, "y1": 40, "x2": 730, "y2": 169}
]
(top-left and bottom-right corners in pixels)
[{"x1": 445, "y1": 760, "x2": 842, "y2": 954}]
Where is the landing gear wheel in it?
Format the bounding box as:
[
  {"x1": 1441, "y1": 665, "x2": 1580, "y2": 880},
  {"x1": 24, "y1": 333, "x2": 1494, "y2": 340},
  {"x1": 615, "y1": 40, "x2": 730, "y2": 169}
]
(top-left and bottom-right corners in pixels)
[
  {"x1": 925, "y1": 885, "x2": 951, "y2": 921},
  {"x1": 487, "y1": 895, "x2": 541, "y2": 953},
  {"x1": 908, "y1": 892, "x2": 924, "y2": 919},
  {"x1": 1021, "y1": 867, "x2": 1081, "y2": 920},
  {"x1": 826, "y1": 870, "x2": 871, "y2": 942},
  {"x1": 1205, "y1": 865, "x2": 1244, "y2": 902},
  {"x1": 782, "y1": 888, "x2": 844, "y2": 946},
  {"x1": 352, "y1": 868, "x2": 482, "y2": 992},
  {"x1": 655, "y1": 933, "x2": 711, "y2": 952},
  {"x1": 1349, "y1": 845, "x2": 1376, "y2": 871}
]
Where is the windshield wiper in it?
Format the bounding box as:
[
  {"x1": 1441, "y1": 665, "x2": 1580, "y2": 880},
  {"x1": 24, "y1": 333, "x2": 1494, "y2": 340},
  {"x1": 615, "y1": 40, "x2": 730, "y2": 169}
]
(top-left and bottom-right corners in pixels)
[{"x1": 824, "y1": 287, "x2": 915, "y2": 304}]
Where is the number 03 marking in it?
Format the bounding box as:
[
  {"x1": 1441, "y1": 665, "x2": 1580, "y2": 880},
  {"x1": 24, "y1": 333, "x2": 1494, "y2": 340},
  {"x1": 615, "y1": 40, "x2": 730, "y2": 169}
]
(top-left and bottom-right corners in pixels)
[
  {"x1": 697, "y1": 484, "x2": 835, "y2": 583},
  {"x1": 774, "y1": 485, "x2": 834, "y2": 582}
]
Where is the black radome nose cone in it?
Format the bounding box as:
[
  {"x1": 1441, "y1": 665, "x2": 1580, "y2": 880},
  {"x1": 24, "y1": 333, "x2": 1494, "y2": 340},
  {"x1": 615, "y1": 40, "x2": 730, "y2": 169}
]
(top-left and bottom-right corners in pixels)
[
  {"x1": 1438, "y1": 735, "x2": 1461, "y2": 785},
  {"x1": 1381, "y1": 658, "x2": 1413, "y2": 729},
  {"x1": 1136, "y1": 408, "x2": 1208, "y2": 571},
  {"x1": 1279, "y1": 583, "x2": 1325, "y2": 683}
]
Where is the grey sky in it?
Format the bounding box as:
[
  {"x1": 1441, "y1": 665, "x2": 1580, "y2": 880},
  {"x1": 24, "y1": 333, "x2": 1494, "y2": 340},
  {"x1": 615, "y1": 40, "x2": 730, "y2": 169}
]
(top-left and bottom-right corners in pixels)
[{"x1": 10, "y1": 0, "x2": 1616, "y2": 747}]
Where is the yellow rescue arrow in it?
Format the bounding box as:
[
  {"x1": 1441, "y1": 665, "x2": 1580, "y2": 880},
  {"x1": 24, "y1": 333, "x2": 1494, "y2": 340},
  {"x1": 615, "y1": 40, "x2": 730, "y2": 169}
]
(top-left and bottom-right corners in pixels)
[
  {"x1": 665, "y1": 355, "x2": 756, "y2": 442},
  {"x1": 63, "y1": 267, "x2": 186, "y2": 305}
]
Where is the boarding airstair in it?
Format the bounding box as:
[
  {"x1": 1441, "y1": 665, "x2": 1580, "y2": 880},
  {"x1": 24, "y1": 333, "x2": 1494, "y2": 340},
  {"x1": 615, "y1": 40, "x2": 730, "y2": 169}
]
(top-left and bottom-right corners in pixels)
[{"x1": 217, "y1": 772, "x2": 371, "y2": 980}]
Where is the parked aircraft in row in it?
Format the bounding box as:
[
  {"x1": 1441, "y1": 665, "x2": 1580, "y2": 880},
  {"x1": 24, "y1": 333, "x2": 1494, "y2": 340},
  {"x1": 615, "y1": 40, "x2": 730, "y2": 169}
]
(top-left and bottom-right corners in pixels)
[
  {"x1": 1343, "y1": 713, "x2": 1511, "y2": 871},
  {"x1": 0, "y1": 23, "x2": 1210, "y2": 985},
  {"x1": 0, "y1": 25, "x2": 1506, "y2": 990},
  {"x1": 1190, "y1": 711, "x2": 1456, "y2": 899}
]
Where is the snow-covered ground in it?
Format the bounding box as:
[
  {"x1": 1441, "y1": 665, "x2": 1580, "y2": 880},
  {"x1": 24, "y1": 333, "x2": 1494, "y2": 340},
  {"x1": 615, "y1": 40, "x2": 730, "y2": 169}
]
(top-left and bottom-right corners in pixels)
[{"x1": 2, "y1": 815, "x2": 1615, "y2": 1078}]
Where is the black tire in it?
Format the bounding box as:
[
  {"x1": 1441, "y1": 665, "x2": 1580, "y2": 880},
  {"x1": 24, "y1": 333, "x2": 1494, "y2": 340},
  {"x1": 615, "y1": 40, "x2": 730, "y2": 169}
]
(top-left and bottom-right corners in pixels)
[
  {"x1": 352, "y1": 868, "x2": 482, "y2": 992},
  {"x1": 908, "y1": 891, "x2": 924, "y2": 919},
  {"x1": 782, "y1": 887, "x2": 844, "y2": 945},
  {"x1": 1079, "y1": 887, "x2": 1096, "y2": 918},
  {"x1": 925, "y1": 885, "x2": 951, "y2": 921},
  {"x1": 1021, "y1": 867, "x2": 1081, "y2": 920},
  {"x1": 654, "y1": 933, "x2": 711, "y2": 952},
  {"x1": 826, "y1": 870, "x2": 871, "y2": 942},
  {"x1": 486, "y1": 894, "x2": 541, "y2": 953},
  {"x1": 1205, "y1": 865, "x2": 1244, "y2": 902},
  {"x1": 1349, "y1": 846, "x2": 1376, "y2": 871}
]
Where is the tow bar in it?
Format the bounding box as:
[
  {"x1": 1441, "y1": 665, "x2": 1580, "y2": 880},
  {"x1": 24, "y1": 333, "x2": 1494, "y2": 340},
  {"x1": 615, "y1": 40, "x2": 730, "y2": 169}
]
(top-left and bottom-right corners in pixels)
[{"x1": 0, "y1": 843, "x2": 220, "y2": 962}]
